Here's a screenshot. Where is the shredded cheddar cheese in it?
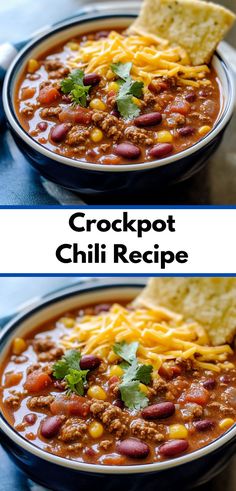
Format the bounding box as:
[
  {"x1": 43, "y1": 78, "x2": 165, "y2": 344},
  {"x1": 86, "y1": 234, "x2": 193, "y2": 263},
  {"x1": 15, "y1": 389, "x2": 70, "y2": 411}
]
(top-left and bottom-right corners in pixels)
[
  {"x1": 67, "y1": 31, "x2": 210, "y2": 87},
  {"x1": 61, "y1": 303, "x2": 234, "y2": 372}
]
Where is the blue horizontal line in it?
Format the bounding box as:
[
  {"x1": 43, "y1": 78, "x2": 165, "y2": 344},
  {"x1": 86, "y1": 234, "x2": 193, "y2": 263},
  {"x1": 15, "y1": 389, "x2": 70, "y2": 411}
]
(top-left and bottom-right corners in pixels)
[{"x1": 0, "y1": 274, "x2": 235, "y2": 277}]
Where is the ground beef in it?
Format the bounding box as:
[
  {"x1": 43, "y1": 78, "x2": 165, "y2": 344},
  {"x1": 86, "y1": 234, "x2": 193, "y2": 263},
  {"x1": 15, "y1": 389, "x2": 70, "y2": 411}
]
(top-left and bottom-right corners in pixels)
[
  {"x1": 150, "y1": 377, "x2": 168, "y2": 396},
  {"x1": 40, "y1": 107, "x2": 62, "y2": 119},
  {"x1": 180, "y1": 403, "x2": 204, "y2": 421},
  {"x1": 188, "y1": 112, "x2": 211, "y2": 124},
  {"x1": 28, "y1": 395, "x2": 54, "y2": 410},
  {"x1": 131, "y1": 419, "x2": 165, "y2": 443},
  {"x1": 66, "y1": 126, "x2": 90, "y2": 146},
  {"x1": 90, "y1": 400, "x2": 128, "y2": 438},
  {"x1": 166, "y1": 113, "x2": 186, "y2": 128},
  {"x1": 92, "y1": 112, "x2": 124, "y2": 141},
  {"x1": 27, "y1": 363, "x2": 41, "y2": 375},
  {"x1": 99, "y1": 440, "x2": 113, "y2": 450},
  {"x1": 21, "y1": 106, "x2": 34, "y2": 117},
  {"x1": 5, "y1": 393, "x2": 20, "y2": 408},
  {"x1": 38, "y1": 347, "x2": 64, "y2": 362},
  {"x1": 207, "y1": 401, "x2": 235, "y2": 416},
  {"x1": 48, "y1": 67, "x2": 70, "y2": 79},
  {"x1": 33, "y1": 338, "x2": 55, "y2": 353},
  {"x1": 124, "y1": 126, "x2": 154, "y2": 146},
  {"x1": 175, "y1": 358, "x2": 194, "y2": 372},
  {"x1": 100, "y1": 144, "x2": 110, "y2": 153},
  {"x1": 67, "y1": 442, "x2": 83, "y2": 451},
  {"x1": 59, "y1": 418, "x2": 88, "y2": 442},
  {"x1": 44, "y1": 59, "x2": 64, "y2": 72}
]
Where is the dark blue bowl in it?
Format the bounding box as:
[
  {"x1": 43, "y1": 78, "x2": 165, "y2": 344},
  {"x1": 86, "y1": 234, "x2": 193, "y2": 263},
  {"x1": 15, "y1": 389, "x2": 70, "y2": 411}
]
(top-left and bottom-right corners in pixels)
[
  {"x1": 0, "y1": 279, "x2": 236, "y2": 491},
  {"x1": 2, "y1": 10, "x2": 235, "y2": 201}
]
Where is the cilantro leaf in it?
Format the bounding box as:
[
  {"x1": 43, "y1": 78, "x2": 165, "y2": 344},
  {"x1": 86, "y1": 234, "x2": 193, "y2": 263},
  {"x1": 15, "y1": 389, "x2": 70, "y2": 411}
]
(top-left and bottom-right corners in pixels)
[
  {"x1": 120, "y1": 381, "x2": 148, "y2": 410},
  {"x1": 113, "y1": 341, "x2": 139, "y2": 364},
  {"x1": 65, "y1": 368, "x2": 88, "y2": 396},
  {"x1": 135, "y1": 364, "x2": 153, "y2": 385},
  {"x1": 52, "y1": 349, "x2": 81, "y2": 379},
  {"x1": 61, "y1": 69, "x2": 91, "y2": 107},
  {"x1": 71, "y1": 84, "x2": 90, "y2": 107},
  {"x1": 122, "y1": 359, "x2": 153, "y2": 385},
  {"x1": 129, "y1": 80, "x2": 144, "y2": 98},
  {"x1": 117, "y1": 95, "x2": 141, "y2": 120},
  {"x1": 111, "y1": 62, "x2": 132, "y2": 80}
]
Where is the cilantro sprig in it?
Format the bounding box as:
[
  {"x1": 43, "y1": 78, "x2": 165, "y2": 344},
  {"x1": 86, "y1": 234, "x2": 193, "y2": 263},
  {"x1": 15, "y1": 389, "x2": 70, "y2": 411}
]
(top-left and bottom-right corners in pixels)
[
  {"x1": 113, "y1": 341, "x2": 153, "y2": 410},
  {"x1": 110, "y1": 62, "x2": 144, "y2": 120},
  {"x1": 61, "y1": 69, "x2": 91, "y2": 107},
  {"x1": 52, "y1": 349, "x2": 88, "y2": 396}
]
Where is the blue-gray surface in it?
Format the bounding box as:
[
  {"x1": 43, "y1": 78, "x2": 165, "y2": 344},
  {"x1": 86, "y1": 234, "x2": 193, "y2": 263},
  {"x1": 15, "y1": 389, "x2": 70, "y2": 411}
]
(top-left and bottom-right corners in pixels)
[{"x1": 0, "y1": 0, "x2": 236, "y2": 205}]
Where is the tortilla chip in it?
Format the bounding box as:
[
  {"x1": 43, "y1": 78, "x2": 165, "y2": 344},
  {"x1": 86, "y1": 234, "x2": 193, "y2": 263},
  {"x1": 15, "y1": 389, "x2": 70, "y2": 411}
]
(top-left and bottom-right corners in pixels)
[
  {"x1": 129, "y1": 0, "x2": 235, "y2": 65},
  {"x1": 134, "y1": 277, "x2": 236, "y2": 345}
]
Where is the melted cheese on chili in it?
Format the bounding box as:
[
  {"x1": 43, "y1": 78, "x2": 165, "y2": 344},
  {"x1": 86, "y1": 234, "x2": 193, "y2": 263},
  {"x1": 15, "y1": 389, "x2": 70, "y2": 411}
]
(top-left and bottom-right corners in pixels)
[
  {"x1": 61, "y1": 303, "x2": 233, "y2": 372},
  {"x1": 68, "y1": 31, "x2": 210, "y2": 87}
]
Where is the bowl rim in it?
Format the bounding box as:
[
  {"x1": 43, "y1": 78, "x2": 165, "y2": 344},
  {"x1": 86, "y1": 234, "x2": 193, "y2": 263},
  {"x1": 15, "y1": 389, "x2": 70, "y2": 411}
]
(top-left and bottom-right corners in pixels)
[
  {"x1": 3, "y1": 11, "x2": 235, "y2": 174},
  {"x1": 0, "y1": 279, "x2": 236, "y2": 475}
]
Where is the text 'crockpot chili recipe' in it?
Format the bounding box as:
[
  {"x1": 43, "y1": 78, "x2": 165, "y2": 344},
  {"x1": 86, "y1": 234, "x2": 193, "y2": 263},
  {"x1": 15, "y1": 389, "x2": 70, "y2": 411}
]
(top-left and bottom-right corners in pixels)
[
  {"x1": 15, "y1": 0, "x2": 235, "y2": 165},
  {"x1": 1, "y1": 277, "x2": 236, "y2": 466}
]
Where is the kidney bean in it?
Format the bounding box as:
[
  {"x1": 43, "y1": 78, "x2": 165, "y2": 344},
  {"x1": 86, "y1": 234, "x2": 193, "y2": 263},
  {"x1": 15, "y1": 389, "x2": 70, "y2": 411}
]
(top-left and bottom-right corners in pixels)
[
  {"x1": 141, "y1": 402, "x2": 175, "y2": 420},
  {"x1": 148, "y1": 81, "x2": 168, "y2": 94},
  {"x1": 185, "y1": 92, "x2": 196, "y2": 103},
  {"x1": 37, "y1": 122, "x2": 48, "y2": 132},
  {"x1": 114, "y1": 143, "x2": 141, "y2": 159},
  {"x1": 195, "y1": 420, "x2": 215, "y2": 432},
  {"x1": 50, "y1": 123, "x2": 69, "y2": 143},
  {"x1": 134, "y1": 112, "x2": 162, "y2": 127},
  {"x1": 113, "y1": 398, "x2": 124, "y2": 409},
  {"x1": 117, "y1": 438, "x2": 150, "y2": 459},
  {"x1": 159, "y1": 439, "x2": 189, "y2": 457},
  {"x1": 219, "y1": 374, "x2": 231, "y2": 384},
  {"x1": 94, "y1": 304, "x2": 111, "y2": 314},
  {"x1": 41, "y1": 416, "x2": 64, "y2": 438},
  {"x1": 23, "y1": 413, "x2": 37, "y2": 425},
  {"x1": 80, "y1": 354, "x2": 101, "y2": 370},
  {"x1": 83, "y1": 73, "x2": 101, "y2": 86},
  {"x1": 178, "y1": 126, "x2": 195, "y2": 137},
  {"x1": 149, "y1": 143, "x2": 173, "y2": 159},
  {"x1": 95, "y1": 31, "x2": 110, "y2": 40},
  {"x1": 203, "y1": 379, "x2": 216, "y2": 390}
]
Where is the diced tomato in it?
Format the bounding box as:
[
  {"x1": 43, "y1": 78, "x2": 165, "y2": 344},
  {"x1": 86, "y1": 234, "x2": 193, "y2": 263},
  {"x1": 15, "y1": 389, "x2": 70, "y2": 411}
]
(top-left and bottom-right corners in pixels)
[
  {"x1": 24, "y1": 370, "x2": 52, "y2": 393},
  {"x1": 38, "y1": 87, "x2": 60, "y2": 105},
  {"x1": 183, "y1": 383, "x2": 210, "y2": 406},
  {"x1": 169, "y1": 99, "x2": 191, "y2": 115},
  {"x1": 59, "y1": 106, "x2": 92, "y2": 125},
  {"x1": 4, "y1": 372, "x2": 22, "y2": 388},
  {"x1": 108, "y1": 376, "x2": 120, "y2": 386},
  {"x1": 50, "y1": 394, "x2": 90, "y2": 417},
  {"x1": 159, "y1": 363, "x2": 182, "y2": 380}
]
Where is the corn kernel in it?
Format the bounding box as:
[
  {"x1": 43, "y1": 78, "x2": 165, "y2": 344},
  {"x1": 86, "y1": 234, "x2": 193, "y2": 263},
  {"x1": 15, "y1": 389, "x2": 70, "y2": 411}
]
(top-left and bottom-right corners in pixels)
[
  {"x1": 168, "y1": 424, "x2": 188, "y2": 439},
  {"x1": 67, "y1": 42, "x2": 79, "y2": 51},
  {"x1": 89, "y1": 98, "x2": 106, "y2": 111},
  {"x1": 108, "y1": 81, "x2": 119, "y2": 93},
  {"x1": 87, "y1": 385, "x2": 107, "y2": 400},
  {"x1": 109, "y1": 365, "x2": 123, "y2": 377},
  {"x1": 219, "y1": 418, "x2": 234, "y2": 431},
  {"x1": 139, "y1": 383, "x2": 149, "y2": 394},
  {"x1": 88, "y1": 421, "x2": 104, "y2": 439},
  {"x1": 12, "y1": 338, "x2": 27, "y2": 355},
  {"x1": 90, "y1": 128, "x2": 103, "y2": 143},
  {"x1": 156, "y1": 130, "x2": 173, "y2": 143},
  {"x1": 132, "y1": 97, "x2": 142, "y2": 107},
  {"x1": 107, "y1": 351, "x2": 119, "y2": 363},
  {"x1": 60, "y1": 317, "x2": 75, "y2": 328},
  {"x1": 198, "y1": 125, "x2": 211, "y2": 136},
  {"x1": 27, "y1": 59, "x2": 39, "y2": 74},
  {"x1": 106, "y1": 69, "x2": 115, "y2": 80}
]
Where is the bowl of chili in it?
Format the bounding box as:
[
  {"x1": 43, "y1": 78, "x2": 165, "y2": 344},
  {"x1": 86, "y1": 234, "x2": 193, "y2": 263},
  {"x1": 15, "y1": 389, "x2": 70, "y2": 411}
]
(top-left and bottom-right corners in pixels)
[
  {"x1": 2, "y1": 9, "x2": 235, "y2": 201},
  {"x1": 0, "y1": 279, "x2": 236, "y2": 491}
]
